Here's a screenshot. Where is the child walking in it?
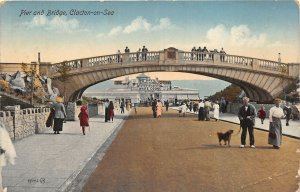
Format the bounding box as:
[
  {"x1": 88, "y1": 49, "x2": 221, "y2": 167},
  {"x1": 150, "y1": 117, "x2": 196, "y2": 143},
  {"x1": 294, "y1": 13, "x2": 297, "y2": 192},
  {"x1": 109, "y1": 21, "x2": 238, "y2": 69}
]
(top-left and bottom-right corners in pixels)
[
  {"x1": 258, "y1": 105, "x2": 266, "y2": 124},
  {"x1": 78, "y1": 105, "x2": 89, "y2": 135}
]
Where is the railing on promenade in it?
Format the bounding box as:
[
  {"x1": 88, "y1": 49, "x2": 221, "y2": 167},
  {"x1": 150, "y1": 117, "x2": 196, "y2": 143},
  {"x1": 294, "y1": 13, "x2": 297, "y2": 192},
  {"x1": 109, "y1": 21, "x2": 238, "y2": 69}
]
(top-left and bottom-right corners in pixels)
[{"x1": 49, "y1": 50, "x2": 289, "y2": 75}]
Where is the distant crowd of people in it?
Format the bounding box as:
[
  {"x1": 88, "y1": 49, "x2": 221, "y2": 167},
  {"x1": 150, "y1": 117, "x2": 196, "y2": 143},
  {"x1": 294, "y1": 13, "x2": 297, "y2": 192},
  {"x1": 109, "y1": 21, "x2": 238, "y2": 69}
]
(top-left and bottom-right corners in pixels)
[
  {"x1": 147, "y1": 96, "x2": 299, "y2": 150},
  {"x1": 191, "y1": 46, "x2": 226, "y2": 61},
  {"x1": 115, "y1": 46, "x2": 227, "y2": 63}
]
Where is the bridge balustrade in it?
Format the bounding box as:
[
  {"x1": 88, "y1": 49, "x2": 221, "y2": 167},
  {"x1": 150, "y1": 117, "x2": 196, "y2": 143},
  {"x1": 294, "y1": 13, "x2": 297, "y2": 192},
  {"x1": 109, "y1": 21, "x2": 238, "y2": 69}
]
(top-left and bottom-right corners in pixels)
[
  {"x1": 223, "y1": 55, "x2": 253, "y2": 67},
  {"x1": 127, "y1": 52, "x2": 160, "y2": 62},
  {"x1": 183, "y1": 52, "x2": 213, "y2": 62},
  {"x1": 49, "y1": 50, "x2": 289, "y2": 76},
  {"x1": 258, "y1": 60, "x2": 288, "y2": 73}
]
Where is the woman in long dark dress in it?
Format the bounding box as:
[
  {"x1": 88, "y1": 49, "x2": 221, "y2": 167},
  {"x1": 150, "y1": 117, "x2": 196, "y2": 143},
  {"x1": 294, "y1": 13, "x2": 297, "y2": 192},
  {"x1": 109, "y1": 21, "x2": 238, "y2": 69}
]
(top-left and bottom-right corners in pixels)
[
  {"x1": 51, "y1": 97, "x2": 67, "y2": 134},
  {"x1": 198, "y1": 100, "x2": 205, "y2": 121},
  {"x1": 108, "y1": 101, "x2": 115, "y2": 122}
]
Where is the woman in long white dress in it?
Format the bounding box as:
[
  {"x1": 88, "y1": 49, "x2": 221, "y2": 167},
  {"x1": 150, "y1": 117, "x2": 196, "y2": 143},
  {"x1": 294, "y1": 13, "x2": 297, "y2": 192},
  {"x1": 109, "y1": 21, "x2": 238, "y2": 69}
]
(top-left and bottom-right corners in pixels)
[
  {"x1": 0, "y1": 123, "x2": 17, "y2": 192},
  {"x1": 213, "y1": 102, "x2": 220, "y2": 121}
]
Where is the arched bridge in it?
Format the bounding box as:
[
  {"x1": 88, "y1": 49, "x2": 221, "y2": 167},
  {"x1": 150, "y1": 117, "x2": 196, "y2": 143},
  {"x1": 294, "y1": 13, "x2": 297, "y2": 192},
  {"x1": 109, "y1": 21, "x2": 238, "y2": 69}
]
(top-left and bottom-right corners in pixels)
[{"x1": 39, "y1": 47, "x2": 300, "y2": 102}]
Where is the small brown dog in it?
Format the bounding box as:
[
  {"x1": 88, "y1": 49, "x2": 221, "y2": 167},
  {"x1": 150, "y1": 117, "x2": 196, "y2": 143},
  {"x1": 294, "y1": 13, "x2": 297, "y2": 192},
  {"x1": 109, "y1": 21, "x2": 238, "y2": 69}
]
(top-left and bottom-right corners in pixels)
[{"x1": 217, "y1": 130, "x2": 234, "y2": 147}]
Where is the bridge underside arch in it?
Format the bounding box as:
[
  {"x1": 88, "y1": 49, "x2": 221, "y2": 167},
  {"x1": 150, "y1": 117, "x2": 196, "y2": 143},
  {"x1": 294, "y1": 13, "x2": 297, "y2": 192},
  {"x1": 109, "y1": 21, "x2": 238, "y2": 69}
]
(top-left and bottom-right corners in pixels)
[{"x1": 52, "y1": 64, "x2": 292, "y2": 103}]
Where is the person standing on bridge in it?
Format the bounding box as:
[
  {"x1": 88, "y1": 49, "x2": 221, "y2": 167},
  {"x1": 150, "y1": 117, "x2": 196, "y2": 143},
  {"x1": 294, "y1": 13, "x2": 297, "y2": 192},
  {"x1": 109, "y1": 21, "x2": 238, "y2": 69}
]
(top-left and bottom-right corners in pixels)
[
  {"x1": 220, "y1": 48, "x2": 226, "y2": 62},
  {"x1": 268, "y1": 99, "x2": 285, "y2": 149},
  {"x1": 238, "y1": 97, "x2": 256, "y2": 148},
  {"x1": 136, "y1": 48, "x2": 141, "y2": 61},
  {"x1": 191, "y1": 47, "x2": 196, "y2": 60},
  {"x1": 202, "y1": 46, "x2": 208, "y2": 61},
  {"x1": 142, "y1": 46, "x2": 148, "y2": 61},
  {"x1": 117, "y1": 50, "x2": 121, "y2": 63},
  {"x1": 124, "y1": 46, "x2": 130, "y2": 53},
  {"x1": 51, "y1": 96, "x2": 67, "y2": 134},
  {"x1": 196, "y1": 46, "x2": 201, "y2": 61}
]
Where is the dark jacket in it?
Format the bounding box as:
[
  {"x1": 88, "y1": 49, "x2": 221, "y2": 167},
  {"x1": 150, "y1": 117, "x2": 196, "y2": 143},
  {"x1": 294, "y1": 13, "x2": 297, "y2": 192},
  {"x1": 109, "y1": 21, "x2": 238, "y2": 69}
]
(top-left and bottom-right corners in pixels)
[{"x1": 238, "y1": 104, "x2": 256, "y2": 126}]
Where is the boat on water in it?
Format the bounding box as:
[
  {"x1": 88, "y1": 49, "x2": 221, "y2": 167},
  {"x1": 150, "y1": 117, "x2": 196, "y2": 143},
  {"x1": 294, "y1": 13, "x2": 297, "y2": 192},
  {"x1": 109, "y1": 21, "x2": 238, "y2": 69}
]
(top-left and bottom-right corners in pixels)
[{"x1": 83, "y1": 73, "x2": 200, "y2": 105}]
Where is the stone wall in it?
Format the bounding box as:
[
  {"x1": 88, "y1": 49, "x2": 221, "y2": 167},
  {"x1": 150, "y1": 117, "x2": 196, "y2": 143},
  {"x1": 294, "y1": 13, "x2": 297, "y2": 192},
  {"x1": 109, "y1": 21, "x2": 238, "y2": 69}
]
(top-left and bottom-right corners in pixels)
[
  {"x1": 87, "y1": 103, "x2": 101, "y2": 117},
  {"x1": 66, "y1": 102, "x2": 78, "y2": 121},
  {"x1": 0, "y1": 106, "x2": 50, "y2": 140}
]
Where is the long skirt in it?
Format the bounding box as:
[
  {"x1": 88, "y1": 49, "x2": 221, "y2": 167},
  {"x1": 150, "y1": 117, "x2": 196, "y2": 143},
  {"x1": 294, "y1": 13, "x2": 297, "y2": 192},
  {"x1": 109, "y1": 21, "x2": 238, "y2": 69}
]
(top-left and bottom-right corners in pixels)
[
  {"x1": 214, "y1": 109, "x2": 219, "y2": 120},
  {"x1": 46, "y1": 109, "x2": 55, "y2": 127},
  {"x1": 105, "y1": 108, "x2": 109, "y2": 122},
  {"x1": 268, "y1": 117, "x2": 282, "y2": 147},
  {"x1": 198, "y1": 107, "x2": 205, "y2": 120},
  {"x1": 53, "y1": 118, "x2": 64, "y2": 132}
]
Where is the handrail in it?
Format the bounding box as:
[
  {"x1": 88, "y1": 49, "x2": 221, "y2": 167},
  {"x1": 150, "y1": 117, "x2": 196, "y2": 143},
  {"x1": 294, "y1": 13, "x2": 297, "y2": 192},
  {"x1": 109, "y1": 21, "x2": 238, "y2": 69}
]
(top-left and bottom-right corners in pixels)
[{"x1": 49, "y1": 50, "x2": 289, "y2": 75}]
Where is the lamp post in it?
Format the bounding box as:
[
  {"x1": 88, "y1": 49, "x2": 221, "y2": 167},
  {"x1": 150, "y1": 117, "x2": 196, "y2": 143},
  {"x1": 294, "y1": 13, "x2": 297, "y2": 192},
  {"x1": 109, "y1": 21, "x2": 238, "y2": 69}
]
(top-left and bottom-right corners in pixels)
[{"x1": 0, "y1": 95, "x2": 2, "y2": 110}]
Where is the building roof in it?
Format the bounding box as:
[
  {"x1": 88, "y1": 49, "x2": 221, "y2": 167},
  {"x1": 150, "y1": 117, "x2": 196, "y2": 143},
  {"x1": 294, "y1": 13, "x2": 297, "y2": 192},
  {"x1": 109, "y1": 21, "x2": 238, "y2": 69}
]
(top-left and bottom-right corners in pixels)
[{"x1": 136, "y1": 73, "x2": 150, "y2": 79}]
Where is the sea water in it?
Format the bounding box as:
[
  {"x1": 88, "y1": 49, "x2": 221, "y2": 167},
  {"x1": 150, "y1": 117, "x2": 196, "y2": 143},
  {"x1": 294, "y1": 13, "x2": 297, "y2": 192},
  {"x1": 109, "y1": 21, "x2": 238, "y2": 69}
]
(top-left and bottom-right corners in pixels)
[{"x1": 85, "y1": 79, "x2": 230, "y2": 98}]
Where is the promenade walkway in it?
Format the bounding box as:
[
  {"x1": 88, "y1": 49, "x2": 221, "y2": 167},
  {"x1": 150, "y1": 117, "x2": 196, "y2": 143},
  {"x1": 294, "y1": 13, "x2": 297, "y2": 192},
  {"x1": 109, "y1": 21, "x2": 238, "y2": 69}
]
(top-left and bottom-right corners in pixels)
[
  {"x1": 2, "y1": 110, "x2": 129, "y2": 192},
  {"x1": 171, "y1": 107, "x2": 300, "y2": 139},
  {"x1": 84, "y1": 107, "x2": 299, "y2": 192}
]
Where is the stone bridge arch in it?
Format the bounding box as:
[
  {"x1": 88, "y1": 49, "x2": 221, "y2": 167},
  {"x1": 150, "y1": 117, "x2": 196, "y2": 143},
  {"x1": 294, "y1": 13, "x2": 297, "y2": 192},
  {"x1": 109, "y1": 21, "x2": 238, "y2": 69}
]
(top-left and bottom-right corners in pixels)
[{"x1": 39, "y1": 47, "x2": 299, "y2": 103}]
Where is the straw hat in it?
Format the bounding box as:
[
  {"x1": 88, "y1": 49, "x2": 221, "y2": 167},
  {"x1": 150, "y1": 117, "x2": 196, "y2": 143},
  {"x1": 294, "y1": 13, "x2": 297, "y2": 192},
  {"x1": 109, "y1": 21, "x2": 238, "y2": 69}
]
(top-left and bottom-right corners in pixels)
[{"x1": 56, "y1": 96, "x2": 64, "y2": 103}]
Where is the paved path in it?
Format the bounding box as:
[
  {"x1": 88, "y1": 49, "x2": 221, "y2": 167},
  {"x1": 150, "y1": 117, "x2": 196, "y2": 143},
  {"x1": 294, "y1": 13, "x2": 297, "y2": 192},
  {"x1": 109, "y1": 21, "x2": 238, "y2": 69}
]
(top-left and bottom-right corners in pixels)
[
  {"x1": 84, "y1": 107, "x2": 300, "y2": 192},
  {"x1": 171, "y1": 107, "x2": 300, "y2": 138},
  {"x1": 2, "y1": 110, "x2": 129, "y2": 192}
]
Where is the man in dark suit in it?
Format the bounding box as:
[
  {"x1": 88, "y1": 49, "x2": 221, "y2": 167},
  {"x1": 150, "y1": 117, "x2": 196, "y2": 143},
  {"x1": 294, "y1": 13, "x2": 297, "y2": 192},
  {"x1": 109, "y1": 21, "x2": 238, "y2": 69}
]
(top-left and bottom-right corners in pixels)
[{"x1": 238, "y1": 97, "x2": 256, "y2": 148}]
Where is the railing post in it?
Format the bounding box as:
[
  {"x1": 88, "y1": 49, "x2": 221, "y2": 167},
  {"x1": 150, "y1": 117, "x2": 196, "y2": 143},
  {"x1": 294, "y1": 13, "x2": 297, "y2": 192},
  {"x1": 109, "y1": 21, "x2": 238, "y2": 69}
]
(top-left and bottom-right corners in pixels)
[
  {"x1": 252, "y1": 59, "x2": 259, "y2": 70},
  {"x1": 123, "y1": 53, "x2": 130, "y2": 63},
  {"x1": 213, "y1": 53, "x2": 220, "y2": 63}
]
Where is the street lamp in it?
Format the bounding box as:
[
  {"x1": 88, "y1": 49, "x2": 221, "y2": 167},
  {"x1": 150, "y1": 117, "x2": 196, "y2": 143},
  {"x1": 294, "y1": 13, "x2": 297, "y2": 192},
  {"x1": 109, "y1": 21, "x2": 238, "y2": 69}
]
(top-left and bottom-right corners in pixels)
[{"x1": 278, "y1": 53, "x2": 281, "y2": 62}]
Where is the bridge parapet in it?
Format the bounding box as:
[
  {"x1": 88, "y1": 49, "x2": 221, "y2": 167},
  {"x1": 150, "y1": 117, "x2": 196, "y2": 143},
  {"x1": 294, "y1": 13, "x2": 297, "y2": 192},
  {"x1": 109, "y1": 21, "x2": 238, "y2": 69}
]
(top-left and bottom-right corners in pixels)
[{"x1": 46, "y1": 48, "x2": 291, "y2": 78}]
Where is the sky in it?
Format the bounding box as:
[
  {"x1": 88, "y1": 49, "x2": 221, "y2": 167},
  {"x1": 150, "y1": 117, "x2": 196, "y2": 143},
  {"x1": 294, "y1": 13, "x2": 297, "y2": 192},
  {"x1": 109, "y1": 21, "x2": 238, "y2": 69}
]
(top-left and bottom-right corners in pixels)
[{"x1": 0, "y1": 1, "x2": 299, "y2": 80}]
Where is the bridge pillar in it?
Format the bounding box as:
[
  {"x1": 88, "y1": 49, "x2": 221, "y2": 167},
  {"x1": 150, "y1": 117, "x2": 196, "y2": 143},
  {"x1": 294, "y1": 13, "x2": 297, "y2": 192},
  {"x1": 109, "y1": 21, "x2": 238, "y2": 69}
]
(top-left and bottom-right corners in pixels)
[
  {"x1": 288, "y1": 63, "x2": 300, "y2": 78},
  {"x1": 123, "y1": 53, "x2": 130, "y2": 63},
  {"x1": 213, "y1": 53, "x2": 220, "y2": 63},
  {"x1": 252, "y1": 59, "x2": 259, "y2": 70},
  {"x1": 163, "y1": 47, "x2": 179, "y2": 64}
]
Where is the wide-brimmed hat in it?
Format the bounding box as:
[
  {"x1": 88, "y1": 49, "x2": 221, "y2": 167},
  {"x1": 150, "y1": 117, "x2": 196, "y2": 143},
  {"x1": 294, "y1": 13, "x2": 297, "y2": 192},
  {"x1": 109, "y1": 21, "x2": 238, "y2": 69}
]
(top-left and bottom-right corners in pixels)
[{"x1": 56, "y1": 96, "x2": 64, "y2": 103}]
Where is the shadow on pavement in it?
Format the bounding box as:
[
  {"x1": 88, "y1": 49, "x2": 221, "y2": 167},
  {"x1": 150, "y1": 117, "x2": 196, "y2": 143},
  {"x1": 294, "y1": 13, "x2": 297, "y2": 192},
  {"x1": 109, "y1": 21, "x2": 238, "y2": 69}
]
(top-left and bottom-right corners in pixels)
[{"x1": 178, "y1": 144, "x2": 275, "y2": 150}]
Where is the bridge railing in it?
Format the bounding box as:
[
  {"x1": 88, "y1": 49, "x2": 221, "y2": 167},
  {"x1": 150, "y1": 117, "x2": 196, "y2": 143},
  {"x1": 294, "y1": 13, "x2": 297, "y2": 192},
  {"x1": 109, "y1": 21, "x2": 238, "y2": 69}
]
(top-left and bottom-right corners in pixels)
[
  {"x1": 49, "y1": 50, "x2": 289, "y2": 75},
  {"x1": 127, "y1": 51, "x2": 160, "y2": 62},
  {"x1": 257, "y1": 59, "x2": 288, "y2": 73},
  {"x1": 183, "y1": 52, "x2": 214, "y2": 62},
  {"x1": 50, "y1": 51, "x2": 161, "y2": 73}
]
